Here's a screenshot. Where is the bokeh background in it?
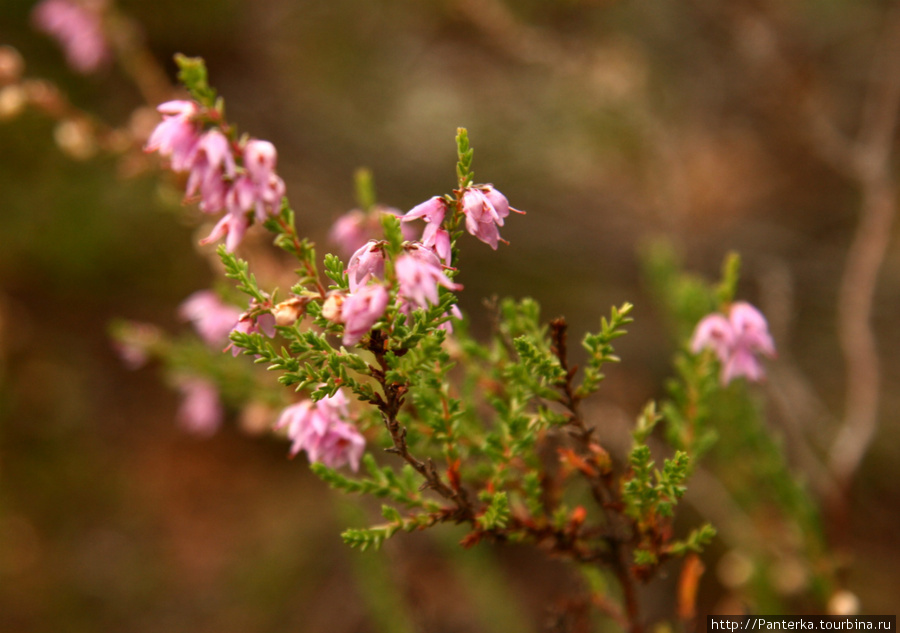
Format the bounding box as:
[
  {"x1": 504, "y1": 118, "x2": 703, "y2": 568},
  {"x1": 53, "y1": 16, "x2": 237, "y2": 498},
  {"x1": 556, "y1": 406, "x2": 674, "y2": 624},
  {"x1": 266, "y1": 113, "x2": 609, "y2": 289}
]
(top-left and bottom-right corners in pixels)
[{"x1": 2, "y1": 0, "x2": 899, "y2": 631}]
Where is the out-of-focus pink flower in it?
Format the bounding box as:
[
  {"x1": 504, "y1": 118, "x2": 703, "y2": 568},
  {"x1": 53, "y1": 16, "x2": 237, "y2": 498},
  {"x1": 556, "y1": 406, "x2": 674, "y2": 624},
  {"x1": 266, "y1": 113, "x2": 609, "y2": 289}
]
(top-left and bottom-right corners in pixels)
[
  {"x1": 226, "y1": 139, "x2": 286, "y2": 222},
  {"x1": 690, "y1": 301, "x2": 776, "y2": 385},
  {"x1": 243, "y1": 139, "x2": 277, "y2": 181},
  {"x1": 341, "y1": 283, "x2": 389, "y2": 346},
  {"x1": 176, "y1": 377, "x2": 223, "y2": 437},
  {"x1": 329, "y1": 206, "x2": 415, "y2": 257},
  {"x1": 346, "y1": 241, "x2": 387, "y2": 291},
  {"x1": 186, "y1": 130, "x2": 236, "y2": 214},
  {"x1": 460, "y1": 185, "x2": 523, "y2": 249},
  {"x1": 111, "y1": 321, "x2": 162, "y2": 370},
  {"x1": 179, "y1": 290, "x2": 242, "y2": 347},
  {"x1": 145, "y1": 100, "x2": 286, "y2": 251},
  {"x1": 144, "y1": 101, "x2": 201, "y2": 172},
  {"x1": 438, "y1": 304, "x2": 463, "y2": 334},
  {"x1": 32, "y1": 0, "x2": 109, "y2": 74},
  {"x1": 227, "y1": 310, "x2": 277, "y2": 356},
  {"x1": 395, "y1": 247, "x2": 462, "y2": 310},
  {"x1": 199, "y1": 210, "x2": 250, "y2": 253},
  {"x1": 275, "y1": 390, "x2": 365, "y2": 471}
]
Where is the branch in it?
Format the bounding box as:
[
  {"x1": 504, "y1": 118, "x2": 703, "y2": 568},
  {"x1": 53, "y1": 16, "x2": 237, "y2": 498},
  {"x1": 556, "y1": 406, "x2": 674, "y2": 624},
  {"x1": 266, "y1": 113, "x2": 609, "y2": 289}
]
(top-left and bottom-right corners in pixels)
[{"x1": 828, "y1": 6, "x2": 900, "y2": 490}]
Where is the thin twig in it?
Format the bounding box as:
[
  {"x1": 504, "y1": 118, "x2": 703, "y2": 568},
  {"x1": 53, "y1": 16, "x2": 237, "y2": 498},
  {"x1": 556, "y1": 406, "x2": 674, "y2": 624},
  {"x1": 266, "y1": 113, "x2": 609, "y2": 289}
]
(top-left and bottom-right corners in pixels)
[{"x1": 828, "y1": 6, "x2": 900, "y2": 492}]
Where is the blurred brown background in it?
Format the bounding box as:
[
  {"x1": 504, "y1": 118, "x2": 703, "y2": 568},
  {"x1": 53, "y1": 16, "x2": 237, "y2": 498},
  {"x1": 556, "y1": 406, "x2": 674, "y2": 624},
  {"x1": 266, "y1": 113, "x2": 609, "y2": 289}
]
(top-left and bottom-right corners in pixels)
[{"x1": 2, "y1": 0, "x2": 899, "y2": 631}]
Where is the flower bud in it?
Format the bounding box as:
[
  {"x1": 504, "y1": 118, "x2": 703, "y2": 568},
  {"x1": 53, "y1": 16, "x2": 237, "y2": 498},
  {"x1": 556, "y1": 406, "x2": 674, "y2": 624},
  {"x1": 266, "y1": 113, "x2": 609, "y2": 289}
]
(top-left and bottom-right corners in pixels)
[
  {"x1": 321, "y1": 292, "x2": 345, "y2": 324},
  {"x1": 273, "y1": 297, "x2": 306, "y2": 327}
]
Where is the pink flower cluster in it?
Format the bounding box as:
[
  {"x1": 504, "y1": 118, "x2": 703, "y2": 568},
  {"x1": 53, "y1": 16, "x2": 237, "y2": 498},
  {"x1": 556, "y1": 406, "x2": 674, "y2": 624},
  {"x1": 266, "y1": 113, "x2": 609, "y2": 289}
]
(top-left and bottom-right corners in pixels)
[
  {"x1": 403, "y1": 184, "x2": 523, "y2": 252},
  {"x1": 145, "y1": 101, "x2": 286, "y2": 251},
  {"x1": 690, "y1": 302, "x2": 776, "y2": 385},
  {"x1": 275, "y1": 390, "x2": 365, "y2": 471},
  {"x1": 32, "y1": 0, "x2": 109, "y2": 74},
  {"x1": 336, "y1": 240, "x2": 462, "y2": 346}
]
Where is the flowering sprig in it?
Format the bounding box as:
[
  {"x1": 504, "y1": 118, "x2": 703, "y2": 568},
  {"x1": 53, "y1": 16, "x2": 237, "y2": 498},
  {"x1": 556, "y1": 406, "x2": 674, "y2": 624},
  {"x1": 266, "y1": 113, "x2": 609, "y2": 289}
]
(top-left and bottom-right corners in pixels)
[
  {"x1": 115, "y1": 58, "x2": 832, "y2": 630},
  {"x1": 143, "y1": 57, "x2": 286, "y2": 253}
]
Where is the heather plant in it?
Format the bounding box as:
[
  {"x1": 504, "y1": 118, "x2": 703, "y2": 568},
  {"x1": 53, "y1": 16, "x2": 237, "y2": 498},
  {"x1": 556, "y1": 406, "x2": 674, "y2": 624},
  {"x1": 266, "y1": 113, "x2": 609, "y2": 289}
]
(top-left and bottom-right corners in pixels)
[
  {"x1": 109, "y1": 57, "x2": 812, "y2": 630},
  {"x1": 11, "y1": 0, "x2": 894, "y2": 628}
]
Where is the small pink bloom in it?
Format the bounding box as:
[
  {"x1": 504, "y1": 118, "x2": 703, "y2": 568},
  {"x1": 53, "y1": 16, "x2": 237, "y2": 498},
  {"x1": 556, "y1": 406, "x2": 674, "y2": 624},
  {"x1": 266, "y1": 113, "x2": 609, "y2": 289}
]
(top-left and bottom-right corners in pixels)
[
  {"x1": 460, "y1": 185, "x2": 523, "y2": 249},
  {"x1": 186, "y1": 130, "x2": 237, "y2": 214},
  {"x1": 438, "y1": 304, "x2": 463, "y2": 334},
  {"x1": 690, "y1": 301, "x2": 776, "y2": 385},
  {"x1": 690, "y1": 313, "x2": 734, "y2": 360},
  {"x1": 395, "y1": 248, "x2": 462, "y2": 310},
  {"x1": 179, "y1": 290, "x2": 242, "y2": 347},
  {"x1": 346, "y1": 240, "x2": 387, "y2": 291},
  {"x1": 200, "y1": 211, "x2": 250, "y2": 253},
  {"x1": 255, "y1": 173, "x2": 286, "y2": 220},
  {"x1": 275, "y1": 390, "x2": 365, "y2": 470},
  {"x1": 423, "y1": 224, "x2": 452, "y2": 265},
  {"x1": 32, "y1": 0, "x2": 110, "y2": 74},
  {"x1": 228, "y1": 309, "x2": 277, "y2": 356},
  {"x1": 223, "y1": 139, "x2": 286, "y2": 221},
  {"x1": 243, "y1": 139, "x2": 278, "y2": 181},
  {"x1": 144, "y1": 100, "x2": 201, "y2": 172},
  {"x1": 341, "y1": 283, "x2": 389, "y2": 346},
  {"x1": 329, "y1": 210, "x2": 369, "y2": 257},
  {"x1": 176, "y1": 377, "x2": 223, "y2": 437},
  {"x1": 329, "y1": 206, "x2": 415, "y2": 257},
  {"x1": 403, "y1": 196, "x2": 447, "y2": 225},
  {"x1": 111, "y1": 321, "x2": 162, "y2": 370}
]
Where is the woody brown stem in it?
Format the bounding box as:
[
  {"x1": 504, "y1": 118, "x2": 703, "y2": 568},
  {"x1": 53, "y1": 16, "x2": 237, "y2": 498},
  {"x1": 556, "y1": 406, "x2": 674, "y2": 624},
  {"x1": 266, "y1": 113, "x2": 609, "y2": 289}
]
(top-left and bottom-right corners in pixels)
[
  {"x1": 549, "y1": 317, "x2": 643, "y2": 633},
  {"x1": 367, "y1": 330, "x2": 474, "y2": 520}
]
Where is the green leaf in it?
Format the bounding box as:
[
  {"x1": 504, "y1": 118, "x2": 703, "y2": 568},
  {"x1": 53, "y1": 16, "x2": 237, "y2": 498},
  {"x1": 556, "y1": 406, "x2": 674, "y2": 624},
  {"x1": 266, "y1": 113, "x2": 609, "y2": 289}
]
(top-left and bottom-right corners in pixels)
[
  {"x1": 354, "y1": 168, "x2": 377, "y2": 212},
  {"x1": 174, "y1": 54, "x2": 217, "y2": 107},
  {"x1": 456, "y1": 127, "x2": 474, "y2": 189},
  {"x1": 477, "y1": 491, "x2": 510, "y2": 530}
]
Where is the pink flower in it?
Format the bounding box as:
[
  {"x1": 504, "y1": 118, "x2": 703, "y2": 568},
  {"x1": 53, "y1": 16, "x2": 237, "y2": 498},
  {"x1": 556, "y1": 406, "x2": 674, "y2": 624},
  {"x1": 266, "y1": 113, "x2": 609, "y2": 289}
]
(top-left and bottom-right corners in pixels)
[
  {"x1": 176, "y1": 377, "x2": 223, "y2": 437},
  {"x1": 330, "y1": 206, "x2": 415, "y2": 257},
  {"x1": 275, "y1": 390, "x2": 365, "y2": 470},
  {"x1": 145, "y1": 100, "x2": 286, "y2": 251},
  {"x1": 243, "y1": 139, "x2": 277, "y2": 181},
  {"x1": 227, "y1": 310, "x2": 277, "y2": 356},
  {"x1": 200, "y1": 210, "x2": 250, "y2": 253},
  {"x1": 423, "y1": 225, "x2": 452, "y2": 265},
  {"x1": 144, "y1": 100, "x2": 201, "y2": 172},
  {"x1": 395, "y1": 246, "x2": 462, "y2": 310},
  {"x1": 185, "y1": 130, "x2": 236, "y2": 214},
  {"x1": 341, "y1": 283, "x2": 389, "y2": 346},
  {"x1": 179, "y1": 290, "x2": 242, "y2": 347},
  {"x1": 111, "y1": 321, "x2": 162, "y2": 370},
  {"x1": 403, "y1": 196, "x2": 447, "y2": 225},
  {"x1": 460, "y1": 185, "x2": 523, "y2": 249},
  {"x1": 32, "y1": 0, "x2": 109, "y2": 74},
  {"x1": 691, "y1": 301, "x2": 776, "y2": 385},
  {"x1": 403, "y1": 197, "x2": 452, "y2": 263},
  {"x1": 226, "y1": 139, "x2": 286, "y2": 221},
  {"x1": 346, "y1": 241, "x2": 387, "y2": 291},
  {"x1": 438, "y1": 304, "x2": 463, "y2": 334}
]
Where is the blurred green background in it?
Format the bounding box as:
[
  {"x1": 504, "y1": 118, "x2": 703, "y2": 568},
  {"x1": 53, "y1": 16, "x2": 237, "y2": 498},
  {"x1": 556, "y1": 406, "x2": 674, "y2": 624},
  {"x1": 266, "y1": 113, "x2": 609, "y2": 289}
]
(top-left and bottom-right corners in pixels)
[{"x1": 2, "y1": 0, "x2": 900, "y2": 631}]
